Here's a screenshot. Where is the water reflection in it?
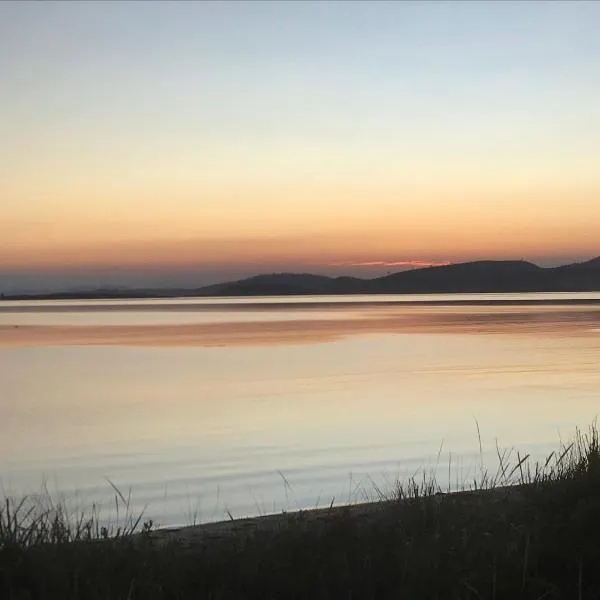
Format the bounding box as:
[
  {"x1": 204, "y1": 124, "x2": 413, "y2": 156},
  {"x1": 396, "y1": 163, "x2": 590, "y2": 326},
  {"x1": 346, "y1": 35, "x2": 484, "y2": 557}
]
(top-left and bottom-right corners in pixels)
[
  {"x1": 1, "y1": 304, "x2": 600, "y2": 347},
  {"x1": 0, "y1": 296, "x2": 599, "y2": 526}
]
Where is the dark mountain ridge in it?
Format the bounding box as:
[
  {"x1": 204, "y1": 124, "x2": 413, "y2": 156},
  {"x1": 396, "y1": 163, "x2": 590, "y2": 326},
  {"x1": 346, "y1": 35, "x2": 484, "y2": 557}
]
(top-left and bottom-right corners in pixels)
[
  {"x1": 371, "y1": 260, "x2": 544, "y2": 294},
  {"x1": 191, "y1": 258, "x2": 600, "y2": 297},
  {"x1": 2, "y1": 258, "x2": 599, "y2": 300}
]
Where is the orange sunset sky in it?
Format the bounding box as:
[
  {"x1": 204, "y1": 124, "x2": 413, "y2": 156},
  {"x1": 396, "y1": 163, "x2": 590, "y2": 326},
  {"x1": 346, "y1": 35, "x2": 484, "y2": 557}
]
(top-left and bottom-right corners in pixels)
[{"x1": 1, "y1": 1, "x2": 599, "y2": 291}]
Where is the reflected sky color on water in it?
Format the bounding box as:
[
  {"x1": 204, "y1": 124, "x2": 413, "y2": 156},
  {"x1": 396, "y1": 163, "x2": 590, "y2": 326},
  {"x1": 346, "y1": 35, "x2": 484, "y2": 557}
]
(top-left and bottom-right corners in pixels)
[{"x1": 1, "y1": 295, "x2": 599, "y2": 526}]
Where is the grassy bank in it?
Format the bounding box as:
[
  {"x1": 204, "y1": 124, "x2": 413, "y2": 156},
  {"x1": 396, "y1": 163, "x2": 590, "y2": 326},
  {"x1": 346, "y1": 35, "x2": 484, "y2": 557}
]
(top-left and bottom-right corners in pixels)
[{"x1": 2, "y1": 425, "x2": 600, "y2": 599}]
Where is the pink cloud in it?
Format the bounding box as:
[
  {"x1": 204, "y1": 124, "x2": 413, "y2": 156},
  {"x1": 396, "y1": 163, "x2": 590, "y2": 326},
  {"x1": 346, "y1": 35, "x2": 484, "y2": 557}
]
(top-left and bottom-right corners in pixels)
[{"x1": 320, "y1": 260, "x2": 451, "y2": 269}]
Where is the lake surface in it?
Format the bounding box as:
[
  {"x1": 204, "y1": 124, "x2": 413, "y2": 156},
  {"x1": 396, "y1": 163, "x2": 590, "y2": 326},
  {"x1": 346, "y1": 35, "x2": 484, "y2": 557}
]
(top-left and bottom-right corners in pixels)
[{"x1": 1, "y1": 293, "x2": 600, "y2": 527}]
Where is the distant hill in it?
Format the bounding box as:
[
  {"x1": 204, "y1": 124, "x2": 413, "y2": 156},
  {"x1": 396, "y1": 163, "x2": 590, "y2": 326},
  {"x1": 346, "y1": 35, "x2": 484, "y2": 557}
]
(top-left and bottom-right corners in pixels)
[
  {"x1": 546, "y1": 257, "x2": 600, "y2": 291},
  {"x1": 196, "y1": 273, "x2": 365, "y2": 296},
  {"x1": 370, "y1": 260, "x2": 544, "y2": 294},
  {"x1": 191, "y1": 258, "x2": 600, "y2": 296},
  {"x1": 3, "y1": 258, "x2": 600, "y2": 300}
]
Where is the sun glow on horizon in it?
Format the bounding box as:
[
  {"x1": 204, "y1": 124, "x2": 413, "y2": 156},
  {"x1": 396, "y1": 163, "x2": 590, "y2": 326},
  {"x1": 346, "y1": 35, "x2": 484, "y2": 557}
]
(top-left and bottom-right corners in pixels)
[{"x1": 1, "y1": 1, "x2": 599, "y2": 289}]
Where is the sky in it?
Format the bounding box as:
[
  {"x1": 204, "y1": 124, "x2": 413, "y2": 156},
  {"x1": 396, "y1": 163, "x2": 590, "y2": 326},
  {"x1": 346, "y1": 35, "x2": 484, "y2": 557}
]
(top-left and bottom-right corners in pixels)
[{"x1": 1, "y1": 0, "x2": 599, "y2": 291}]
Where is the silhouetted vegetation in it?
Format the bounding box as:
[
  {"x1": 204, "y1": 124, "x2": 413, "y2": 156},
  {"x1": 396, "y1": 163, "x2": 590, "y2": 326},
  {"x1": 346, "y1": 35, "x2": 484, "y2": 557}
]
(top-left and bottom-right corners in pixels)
[{"x1": 2, "y1": 424, "x2": 600, "y2": 598}]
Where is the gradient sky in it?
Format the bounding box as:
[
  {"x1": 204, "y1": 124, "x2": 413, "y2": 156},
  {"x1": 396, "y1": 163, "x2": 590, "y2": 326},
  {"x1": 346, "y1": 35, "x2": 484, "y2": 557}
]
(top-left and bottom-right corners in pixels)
[{"x1": 1, "y1": 0, "x2": 599, "y2": 290}]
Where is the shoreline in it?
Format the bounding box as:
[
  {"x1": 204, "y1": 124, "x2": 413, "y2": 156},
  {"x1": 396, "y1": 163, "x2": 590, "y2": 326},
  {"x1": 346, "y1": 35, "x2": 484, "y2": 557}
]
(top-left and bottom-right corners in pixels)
[
  {"x1": 3, "y1": 297, "x2": 600, "y2": 309},
  {"x1": 149, "y1": 484, "x2": 527, "y2": 548},
  {"x1": 3, "y1": 424, "x2": 599, "y2": 598}
]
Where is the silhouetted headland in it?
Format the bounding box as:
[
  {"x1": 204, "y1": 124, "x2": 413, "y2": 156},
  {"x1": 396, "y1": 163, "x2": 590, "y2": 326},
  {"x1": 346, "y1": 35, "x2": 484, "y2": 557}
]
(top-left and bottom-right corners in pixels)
[{"x1": 3, "y1": 257, "x2": 600, "y2": 300}]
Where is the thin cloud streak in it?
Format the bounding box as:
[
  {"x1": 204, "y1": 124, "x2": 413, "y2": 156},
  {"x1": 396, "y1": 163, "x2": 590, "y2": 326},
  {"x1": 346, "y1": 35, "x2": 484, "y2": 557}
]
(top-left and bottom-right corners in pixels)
[{"x1": 322, "y1": 260, "x2": 451, "y2": 269}]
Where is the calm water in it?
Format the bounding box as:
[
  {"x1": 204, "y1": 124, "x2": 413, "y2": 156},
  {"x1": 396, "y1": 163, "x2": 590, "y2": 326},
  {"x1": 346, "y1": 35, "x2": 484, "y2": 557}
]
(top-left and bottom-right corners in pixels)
[{"x1": 1, "y1": 293, "x2": 600, "y2": 526}]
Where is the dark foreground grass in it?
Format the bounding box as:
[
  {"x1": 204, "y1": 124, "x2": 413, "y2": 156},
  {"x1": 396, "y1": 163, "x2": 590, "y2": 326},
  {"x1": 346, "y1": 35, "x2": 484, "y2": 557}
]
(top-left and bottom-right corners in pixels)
[{"x1": 3, "y1": 425, "x2": 600, "y2": 599}]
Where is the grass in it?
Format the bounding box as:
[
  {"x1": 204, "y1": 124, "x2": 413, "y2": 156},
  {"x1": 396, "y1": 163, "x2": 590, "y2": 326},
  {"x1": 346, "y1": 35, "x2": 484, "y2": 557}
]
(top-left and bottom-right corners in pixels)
[{"x1": 2, "y1": 424, "x2": 600, "y2": 599}]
